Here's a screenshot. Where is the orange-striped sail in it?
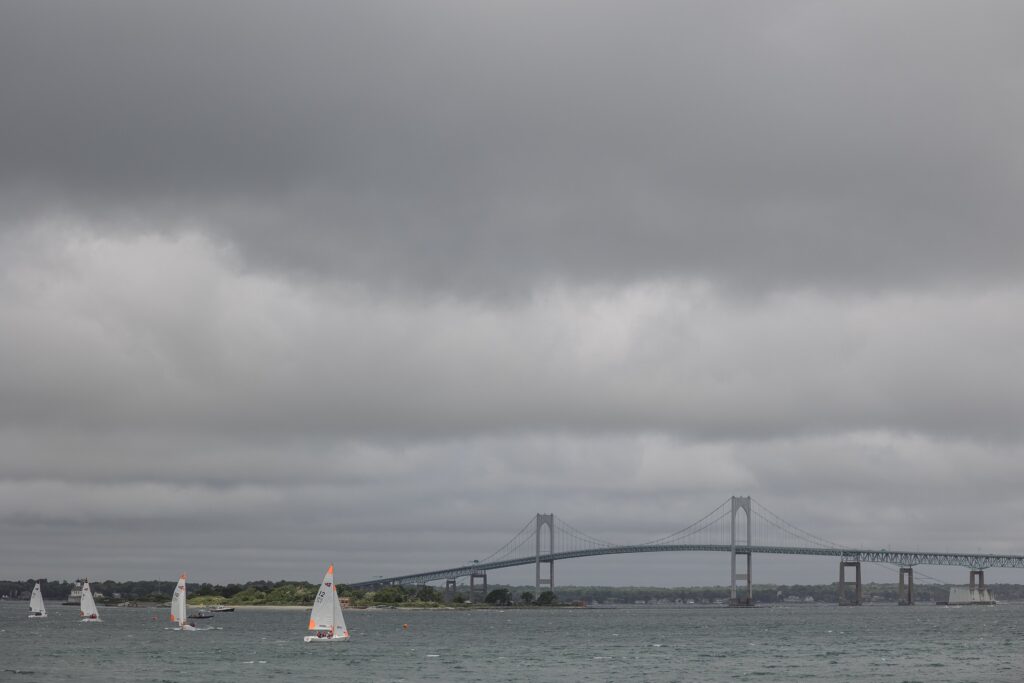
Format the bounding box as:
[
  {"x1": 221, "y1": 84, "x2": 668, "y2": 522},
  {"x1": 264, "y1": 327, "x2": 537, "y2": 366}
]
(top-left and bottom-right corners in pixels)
[
  {"x1": 306, "y1": 563, "x2": 349, "y2": 641},
  {"x1": 170, "y1": 573, "x2": 188, "y2": 624}
]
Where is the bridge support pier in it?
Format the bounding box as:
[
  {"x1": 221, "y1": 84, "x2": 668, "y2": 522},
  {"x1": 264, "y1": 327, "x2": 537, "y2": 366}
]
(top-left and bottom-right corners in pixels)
[
  {"x1": 535, "y1": 513, "x2": 555, "y2": 593},
  {"x1": 898, "y1": 567, "x2": 914, "y2": 605},
  {"x1": 469, "y1": 571, "x2": 487, "y2": 602},
  {"x1": 729, "y1": 496, "x2": 754, "y2": 607},
  {"x1": 444, "y1": 578, "x2": 457, "y2": 597},
  {"x1": 838, "y1": 560, "x2": 862, "y2": 606},
  {"x1": 970, "y1": 569, "x2": 985, "y2": 594}
]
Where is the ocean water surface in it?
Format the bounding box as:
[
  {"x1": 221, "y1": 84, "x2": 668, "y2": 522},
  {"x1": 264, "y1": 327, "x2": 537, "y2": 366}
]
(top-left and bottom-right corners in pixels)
[{"x1": 1, "y1": 600, "x2": 1021, "y2": 682}]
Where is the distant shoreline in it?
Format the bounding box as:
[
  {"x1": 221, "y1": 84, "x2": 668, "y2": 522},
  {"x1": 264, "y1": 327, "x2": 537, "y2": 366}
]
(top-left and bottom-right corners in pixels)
[{"x1": 10, "y1": 579, "x2": 1024, "y2": 608}]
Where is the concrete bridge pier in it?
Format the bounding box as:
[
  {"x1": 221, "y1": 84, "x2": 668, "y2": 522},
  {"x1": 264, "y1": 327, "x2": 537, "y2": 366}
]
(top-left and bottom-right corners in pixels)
[
  {"x1": 535, "y1": 513, "x2": 555, "y2": 592},
  {"x1": 469, "y1": 571, "x2": 487, "y2": 602},
  {"x1": 898, "y1": 567, "x2": 914, "y2": 605},
  {"x1": 970, "y1": 569, "x2": 985, "y2": 593},
  {"x1": 729, "y1": 496, "x2": 754, "y2": 607},
  {"x1": 444, "y1": 578, "x2": 457, "y2": 597},
  {"x1": 838, "y1": 560, "x2": 862, "y2": 605}
]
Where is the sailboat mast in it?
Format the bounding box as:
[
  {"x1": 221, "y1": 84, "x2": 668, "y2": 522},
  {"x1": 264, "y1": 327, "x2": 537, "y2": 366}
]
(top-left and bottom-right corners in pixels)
[{"x1": 331, "y1": 584, "x2": 338, "y2": 635}]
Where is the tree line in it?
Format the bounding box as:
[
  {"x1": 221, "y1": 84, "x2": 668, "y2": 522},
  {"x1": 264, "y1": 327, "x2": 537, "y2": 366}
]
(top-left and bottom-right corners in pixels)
[
  {"x1": 0, "y1": 578, "x2": 562, "y2": 607},
  {"x1": 5, "y1": 578, "x2": 1023, "y2": 605}
]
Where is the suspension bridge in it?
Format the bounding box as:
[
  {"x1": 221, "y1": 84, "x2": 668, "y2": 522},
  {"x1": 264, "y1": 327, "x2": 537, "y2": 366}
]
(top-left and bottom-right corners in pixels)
[{"x1": 349, "y1": 497, "x2": 1024, "y2": 606}]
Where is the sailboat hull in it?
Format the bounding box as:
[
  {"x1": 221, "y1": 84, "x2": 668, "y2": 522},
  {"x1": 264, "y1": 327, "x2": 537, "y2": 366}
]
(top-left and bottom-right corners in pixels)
[
  {"x1": 28, "y1": 613, "x2": 47, "y2": 618},
  {"x1": 303, "y1": 635, "x2": 349, "y2": 643}
]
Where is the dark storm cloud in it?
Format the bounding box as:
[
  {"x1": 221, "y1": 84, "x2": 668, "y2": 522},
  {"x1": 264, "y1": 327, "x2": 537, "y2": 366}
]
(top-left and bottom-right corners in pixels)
[{"x1": 2, "y1": 1, "x2": 1021, "y2": 295}]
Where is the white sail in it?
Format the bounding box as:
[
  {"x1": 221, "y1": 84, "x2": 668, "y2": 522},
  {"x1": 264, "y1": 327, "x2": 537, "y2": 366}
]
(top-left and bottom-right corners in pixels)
[
  {"x1": 171, "y1": 574, "x2": 187, "y2": 625},
  {"x1": 308, "y1": 564, "x2": 337, "y2": 632},
  {"x1": 79, "y1": 580, "x2": 100, "y2": 620},
  {"x1": 29, "y1": 582, "x2": 46, "y2": 617},
  {"x1": 304, "y1": 563, "x2": 349, "y2": 642}
]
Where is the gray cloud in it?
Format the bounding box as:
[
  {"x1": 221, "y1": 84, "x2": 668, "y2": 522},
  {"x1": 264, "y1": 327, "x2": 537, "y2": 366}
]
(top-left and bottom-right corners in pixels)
[
  {"x1": 2, "y1": 1, "x2": 1021, "y2": 295},
  {"x1": 0, "y1": 2, "x2": 1021, "y2": 586},
  {"x1": 1, "y1": 229, "x2": 1020, "y2": 445}
]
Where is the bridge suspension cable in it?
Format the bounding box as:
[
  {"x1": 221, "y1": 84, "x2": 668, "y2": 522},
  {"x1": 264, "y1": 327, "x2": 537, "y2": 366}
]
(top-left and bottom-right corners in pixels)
[
  {"x1": 750, "y1": 498, "x2": 847, "y2": 550},
  {"x1": 640, "y1": 498, "x2": 732, "y2": 546},
  {"x1": 479, "y1": 517, "x2": 536, "y2": 564},
  {"x1": 479, "y1": 514, "x2": 621, "y2": 564},
  {"x1": 554, "y1": 517, "x2": 618, "y2": 553}
]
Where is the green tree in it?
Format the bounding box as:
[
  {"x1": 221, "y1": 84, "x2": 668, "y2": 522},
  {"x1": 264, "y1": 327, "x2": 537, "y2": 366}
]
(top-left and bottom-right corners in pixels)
[
  {"x1": 415, "y1": 586, "x2": 442, "y2": 603},
  {"x1": 519, "y1": 591, "x2": 535, "y2": 605},
  {"x1": 484, "y1": 588, "x2": 511, "y2": 605},
  {"x1": 373, "y1": 586, "x2": 407, "y2": 604},
  {"x1": 535, "y1": 591, "x2": 557, "y2": 605}
]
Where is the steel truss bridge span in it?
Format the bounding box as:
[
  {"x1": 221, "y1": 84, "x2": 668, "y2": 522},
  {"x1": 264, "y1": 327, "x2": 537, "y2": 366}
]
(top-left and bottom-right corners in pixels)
[{"x1": 348, "y1": 545, "x2": 1024, "y2": 589}]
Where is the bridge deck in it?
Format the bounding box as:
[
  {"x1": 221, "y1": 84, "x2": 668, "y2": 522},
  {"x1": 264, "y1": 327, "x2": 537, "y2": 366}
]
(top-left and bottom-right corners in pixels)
[{"x1": 347, "y1": 545, "x2": 1024, "y2": 588}]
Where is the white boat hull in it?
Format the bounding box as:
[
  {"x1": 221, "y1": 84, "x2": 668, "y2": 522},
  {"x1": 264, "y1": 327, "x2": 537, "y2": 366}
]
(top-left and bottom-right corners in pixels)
[
  {"x1": 303, "y1": 635, "x2": 349, "y2": 643},
  {"x1": 28, "y1": 614, "x2": 47, "y2": 618},
  {"x1": 81, "y1": 617, "x2": 102, "y2": 623}
]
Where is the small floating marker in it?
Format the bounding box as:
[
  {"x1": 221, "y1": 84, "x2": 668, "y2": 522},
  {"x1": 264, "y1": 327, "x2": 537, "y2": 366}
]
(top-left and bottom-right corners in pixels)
[{"x1": 403, "y1": 623, "x2": 409, "y2": 630}]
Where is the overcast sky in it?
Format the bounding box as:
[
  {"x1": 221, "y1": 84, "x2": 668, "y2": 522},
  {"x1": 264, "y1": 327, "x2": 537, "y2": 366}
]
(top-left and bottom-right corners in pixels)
[{"x1": 1, "y1": 1, "x2": 1022, "y2": 589}]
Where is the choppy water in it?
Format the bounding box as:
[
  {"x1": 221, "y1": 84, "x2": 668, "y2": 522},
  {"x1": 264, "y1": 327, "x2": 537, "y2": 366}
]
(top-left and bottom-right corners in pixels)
[{"x1": 1, "y1": 600, "x2": 1022, "y2": 682}]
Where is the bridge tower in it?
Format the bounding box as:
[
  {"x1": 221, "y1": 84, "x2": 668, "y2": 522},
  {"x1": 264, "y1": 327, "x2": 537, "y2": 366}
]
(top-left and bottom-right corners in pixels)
[
  {"x1": 470, "y1": 570, "x2": 488, "y2": 601},
  {"x1": 898, "y1": 567, "x2": 914, "y2": 605},
  {"x1": 535, "y1": 513, "x2": 555, "y2": 592},
  {"x1": 838, "y1": 559, "x2": 862, "y2": 606},
  {"x1": 730, "y1": 496, "x2": 753, "y2": 606}
]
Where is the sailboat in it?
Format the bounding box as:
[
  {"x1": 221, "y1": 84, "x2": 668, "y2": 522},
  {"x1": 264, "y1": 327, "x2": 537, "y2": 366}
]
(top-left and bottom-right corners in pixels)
[
  {"x1": 79, "y1": 579, "x2": 101, "y2": 622},
  {"x1": 171, "y1": 573, "x2": 196, "y2": 631},
  {"x1": 28, "y1": 582, "x2": 47, "y2": 618},
  {"x1": 303, "y1": 564, "x2": 350, "y2": 643}
]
